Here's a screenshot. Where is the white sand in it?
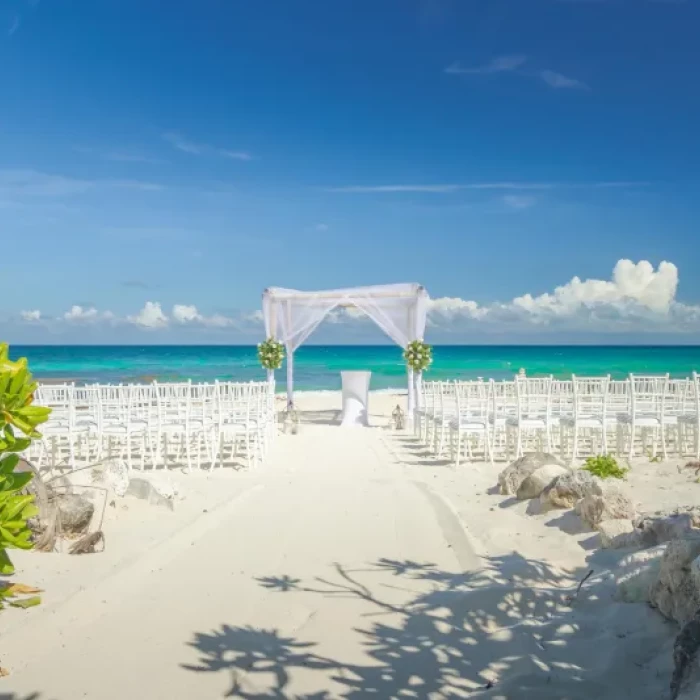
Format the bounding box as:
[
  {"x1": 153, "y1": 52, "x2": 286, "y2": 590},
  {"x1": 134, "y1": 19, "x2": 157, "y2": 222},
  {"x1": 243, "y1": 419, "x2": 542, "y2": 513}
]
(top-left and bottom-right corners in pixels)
[{"x1": 1, "y1": 390, "x2": 692, "y2": 698}]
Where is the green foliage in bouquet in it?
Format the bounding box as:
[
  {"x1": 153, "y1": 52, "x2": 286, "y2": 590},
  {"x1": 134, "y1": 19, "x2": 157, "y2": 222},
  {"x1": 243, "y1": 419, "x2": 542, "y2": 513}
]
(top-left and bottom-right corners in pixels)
[
  {"x1": 404, "y1": 340, "x2": 433, "y2": 372},
  {"x1": 0, "y1": 343, "x2": 51, "y2": 578},
  {"x1": 257, "y1": 338, "x2": 285, "y2": 371}
]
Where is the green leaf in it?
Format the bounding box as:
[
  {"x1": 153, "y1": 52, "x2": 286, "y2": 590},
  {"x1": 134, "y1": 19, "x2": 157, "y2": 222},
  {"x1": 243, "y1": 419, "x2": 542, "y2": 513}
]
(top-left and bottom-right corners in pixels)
[
  {"x1": 0, "y1": 548, "x2": 15, "y2": 575},
  {"x1": 8, "y1": 595, "x2": 41, "y2": 609},
  {"x1": 0, "y1": 454, "x2": 20, "y2": 474}
]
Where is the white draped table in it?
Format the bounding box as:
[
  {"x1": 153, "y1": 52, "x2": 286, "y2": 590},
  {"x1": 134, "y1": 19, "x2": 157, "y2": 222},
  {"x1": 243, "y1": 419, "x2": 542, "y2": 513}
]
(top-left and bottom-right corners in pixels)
[{"x1": 340, "y1": 371, "x2": 371, "y2": 427}]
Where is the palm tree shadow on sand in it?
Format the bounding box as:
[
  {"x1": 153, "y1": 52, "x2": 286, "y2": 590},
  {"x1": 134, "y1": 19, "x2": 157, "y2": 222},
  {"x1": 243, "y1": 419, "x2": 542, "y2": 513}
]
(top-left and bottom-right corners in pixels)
[{"x1": 182, "y1": 553, "x2": 669, "y2": 699}]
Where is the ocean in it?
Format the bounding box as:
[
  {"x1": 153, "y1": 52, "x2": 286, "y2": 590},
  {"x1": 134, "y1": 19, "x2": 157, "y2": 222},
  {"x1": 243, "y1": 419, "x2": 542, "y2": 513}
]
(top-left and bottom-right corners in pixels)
[{"x1": 10, "y1": 345, "x2": 700, "y2": 391}]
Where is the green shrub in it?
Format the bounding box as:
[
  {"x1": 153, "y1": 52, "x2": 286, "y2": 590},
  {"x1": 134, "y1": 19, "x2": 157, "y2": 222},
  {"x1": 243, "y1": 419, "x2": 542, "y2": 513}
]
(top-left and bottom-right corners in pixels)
[
  {"x1": 0, "y1": 343, "x2": 51, "y2": 578},
  {"x1": 582, "y1": 454, "x2": 628, "y2": 480}
]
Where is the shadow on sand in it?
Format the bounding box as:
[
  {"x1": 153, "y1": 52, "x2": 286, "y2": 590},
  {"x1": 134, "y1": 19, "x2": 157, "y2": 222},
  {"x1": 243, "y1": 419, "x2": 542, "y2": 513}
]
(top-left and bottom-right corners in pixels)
[{"x1": 181, "y1": 553, "x2": 650, "y2": 699}]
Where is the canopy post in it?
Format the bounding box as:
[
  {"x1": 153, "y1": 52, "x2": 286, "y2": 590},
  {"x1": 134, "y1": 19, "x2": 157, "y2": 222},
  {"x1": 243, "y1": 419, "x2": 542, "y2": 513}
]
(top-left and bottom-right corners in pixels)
[
  {"x1": 286, "y1": 348, "x2": 294, "y2": 410},
  {"x1": 285, "y1": 300, "x2": 295, "y2": 410}
]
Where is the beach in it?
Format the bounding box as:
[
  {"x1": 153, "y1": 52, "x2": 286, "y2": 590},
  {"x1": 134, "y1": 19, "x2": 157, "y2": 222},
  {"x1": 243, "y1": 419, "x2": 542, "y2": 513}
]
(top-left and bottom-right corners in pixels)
[{"x1": 1, "y1": 389, "x2": 696, "y2": 699}]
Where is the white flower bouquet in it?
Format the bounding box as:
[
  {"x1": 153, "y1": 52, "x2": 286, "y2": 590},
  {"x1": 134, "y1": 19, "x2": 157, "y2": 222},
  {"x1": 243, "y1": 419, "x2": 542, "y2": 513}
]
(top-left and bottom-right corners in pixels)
[
  {"x1": 257, "y1": 338, "x2": 285, "y2": 370},
  {"x1": 403, "y1": 339, "x2": 433, "y2": 372}
]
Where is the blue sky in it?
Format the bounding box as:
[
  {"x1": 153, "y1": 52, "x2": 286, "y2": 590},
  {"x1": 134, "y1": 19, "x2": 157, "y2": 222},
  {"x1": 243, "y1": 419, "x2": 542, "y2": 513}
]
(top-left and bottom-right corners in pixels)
[{"x1": 1, "y1": 0, "x2": 699, "y2": 344}]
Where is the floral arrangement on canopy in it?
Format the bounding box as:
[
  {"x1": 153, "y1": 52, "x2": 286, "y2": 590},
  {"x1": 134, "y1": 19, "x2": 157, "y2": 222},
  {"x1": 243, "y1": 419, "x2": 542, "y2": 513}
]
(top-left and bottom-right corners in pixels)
[
  {"x1": 257, "y1": 338, "x2": 285, "y2": 370},
  {"x1": 404, "y1": 340, "x2": 432, "y2": 372}
]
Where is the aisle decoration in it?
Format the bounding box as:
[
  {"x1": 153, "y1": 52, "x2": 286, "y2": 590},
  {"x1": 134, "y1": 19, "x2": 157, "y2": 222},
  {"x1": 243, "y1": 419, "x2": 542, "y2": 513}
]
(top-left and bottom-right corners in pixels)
[
  {"x1": 403, "y1": 340, "x2": 433, "y2": 373},
  {"x1": 257, "y1": 338, "x2": 285, "y2": 371}
]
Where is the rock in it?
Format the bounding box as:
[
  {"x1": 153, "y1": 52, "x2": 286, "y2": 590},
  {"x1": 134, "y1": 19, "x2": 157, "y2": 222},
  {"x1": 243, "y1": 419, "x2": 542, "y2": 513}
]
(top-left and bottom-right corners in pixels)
[
  {"x1": 574, "y1": 485, "x2": 636, "y2": 528},
  {"x1": 672, "y1": 608, "x2": 700, "y2": 700},
  {"x1": 598, "y1": 519, "x2": 641, "y2": 549},
  {"x1": 635, "y1": 513, "x2": 700, "y2": 548},
  {"x1": 498, "y1": 452, "x2": 564, "y2": 496},
  {"x1": 615, "y1": 544, "x2": 667, "y2": 604},
  {"x1": 126, "y1": 474, "x2": 183, "y2": 510},
  {"x1": 92, "y1": 460, "x2": 130, "y2": 497},
  {"x1": 541, "y1": 469, "x2": 604, "y2": 509},
  {"x1": 516, "y1": 464, "x2": 569, "y2": 500},
  {"x1": 56, "y1": 494, "x2": 94, "y2": 533},
  {"x1": 692, "y1": 556, "x2": 700, "y2": 593},
  {"x1": 649, "y1": 536, "x2": 700, "y2": 626}
]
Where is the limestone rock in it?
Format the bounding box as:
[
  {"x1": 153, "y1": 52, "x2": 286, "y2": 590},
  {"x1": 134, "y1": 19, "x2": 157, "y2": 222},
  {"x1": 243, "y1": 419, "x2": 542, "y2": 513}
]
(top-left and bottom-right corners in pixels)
[
  {"x1": 498, "y1": 452, "x2": 564, "y2": 496},
  {"x1": 92, "y1": 460, "x2": 130, "y2": 497},
  {"x1": 615, "y1": 544, "x2": 667, "y2": 604},
  {"x1": 57, "y1": 494, "x2": 94, "y2": 533},
  {"x1": 126, "y1": 474, "x2": 183, "y2": 510},
  {"x1": 635, "y1": 513, "x2": 700, "y2": 548},
  {"x1": 541, "y1": 469, "x2": 604, "y2": 509},
  {"x1": 574, "y1": 485, "x2": 636, "y2": 529},
  {"x1": 598, "y1": 519, "x2": 641, "y2": 549},
  {"x1": 672, "y1": 608, "x2": 700, "y2": 700},
  {"x1": 649, "y1": 536, "x2": 700, "y2": 626},
  {"x1": 516, "y1": 464, "x2": 569, "y2": 500}
]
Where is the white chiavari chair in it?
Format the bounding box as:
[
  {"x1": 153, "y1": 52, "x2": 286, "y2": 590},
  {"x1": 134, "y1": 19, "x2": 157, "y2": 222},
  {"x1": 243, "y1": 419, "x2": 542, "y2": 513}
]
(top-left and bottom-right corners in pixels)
[
  {"x1": 488, "y1": 380, "x2": 517, "y2": 461},
  {"x1": 678, "y1": 372, "x2": 700, "y2": 458},
  {"x1": 432, "y1": 381, "x2": 457, "y2": 456},
  {"x1": 34, "y1": 383, "x2": 92, "y2": 471},
  {"x1": 560, "y1": 375, "x2": 609, "y2": 462},
  {"x1": 506, "y1": 376, "x2": 553, "y2": 458},
  {"x1": 619, "y1": 374, "x2": 669, "y2": 459},
  {"x1": 449, "y1": 380, "x2": 491, "y2": 466}
]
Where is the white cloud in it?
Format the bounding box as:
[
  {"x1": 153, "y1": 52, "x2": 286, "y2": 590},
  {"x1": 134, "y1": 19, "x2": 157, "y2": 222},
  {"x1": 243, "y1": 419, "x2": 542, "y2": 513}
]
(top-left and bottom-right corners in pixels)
[
  {"x1": 315, "y1": 223, "x2": 330, "y2": 232},
  {"x1": 327, "y1": 182, "x2": 640, "y2": 194},
  {"x1": 446, "y1": 56, "x2": 588, "y2": 91},
  {"x1": 429, "y1": 297, "x2": 488, "y2": 320},
  {"x1": 221, "y1": 150, "x2": 253, "y2": 161},
  {"x1": 503, "y1": 194, "x2": 537, "y2": 209},
  {"x1": 64, "y1": 305, "x2": 99, "y2": 322},
  {"x1": 8, "y1": 15, "x2": 20, "y2": 36},
  {"x1": 20, "y1": 309, "x2": 41, "y2": 322},
  {"x1": 162, "y1": 132, "x2": 203, "y2": 155},
  {"x1": 0, "y1": 169, "x2": 163, "y2": 198},
  {"x1": 539, "y1": 70, "x2": 588, "y2": 90},
  {"x1": 445, "y1": 55, "x2": 527, "y2": 75},
  {"x1": 128, "y1": 301, "x2": 169, "y2": 329},
  {"x1": 162, "y1": 132, "x2": 252, "y2": 161},
  {"x1": 172, "y1": 304, "x2": 200, "y2": 324},
  {"x1": 428, "y1": 260, "x2": 697, "y2": 331},
  {"x1": 172, "y1": 304, "x2": 235, "y2": 328},
  {"x1": 0, "y1": 169, "x2": 92, "y2": 197}
]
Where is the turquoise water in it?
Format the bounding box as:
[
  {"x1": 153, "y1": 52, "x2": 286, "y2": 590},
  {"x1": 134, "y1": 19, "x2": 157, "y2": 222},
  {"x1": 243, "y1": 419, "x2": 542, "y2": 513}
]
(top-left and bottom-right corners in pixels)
[{"x1": 11, "y1": 345, "x2": 700, "y2": 391}]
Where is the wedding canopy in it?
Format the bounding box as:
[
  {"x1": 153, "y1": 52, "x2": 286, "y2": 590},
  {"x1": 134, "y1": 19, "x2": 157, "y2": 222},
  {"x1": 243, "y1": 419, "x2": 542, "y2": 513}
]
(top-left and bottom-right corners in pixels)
[{"x1": 262, "y1": 283, "x2": 429, "y2": 414}]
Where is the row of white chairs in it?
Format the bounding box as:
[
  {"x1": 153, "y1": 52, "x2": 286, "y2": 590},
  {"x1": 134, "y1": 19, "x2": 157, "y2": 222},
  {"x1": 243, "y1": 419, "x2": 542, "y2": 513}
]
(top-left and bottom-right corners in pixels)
[
  {"x1": 415, "y1": 373, "x2": 700, "y2": 466},
  {"x1": 30, "y1": 380, "x2": 277, "y2": 473}
]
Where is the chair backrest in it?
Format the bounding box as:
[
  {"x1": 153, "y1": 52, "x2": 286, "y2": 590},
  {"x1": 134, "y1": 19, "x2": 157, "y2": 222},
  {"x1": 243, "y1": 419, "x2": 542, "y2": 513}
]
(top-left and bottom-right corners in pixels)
[
  {"x1": 629, "y1": 373, "x2": 668, "y2": 417},
  {"x1": 454, "y1": 380, "x2": 489, "y2": 419},
  {"x1": 551, "y1": 379, "x2": 574, "y2": 419},
  {"x1": 606, "y1": 379, "x2": 630, "y2": 417},
  {"x1": 663, "y1": 378, "x2": 691, "y2": 418},
  {"x1": 154, "y1": 381, "x2": 191, "y2": 425},
  {"x1": 490, "y1": 380, "x2": 517, "y2": 422},
  {"x1": 97, "y1": 384, "x2": 132, "y2": 424},
  {"x1": 436, "y1": 381, "x2": 456, "y2": 418},
  {"x1": 515, "y1": 376, "x2": 552, "y2": 419},
  {"x1": 691, "y1": 372, "x2": 700, "y2": 418},
  {"x1": 572, "y1": 375, "x2": 609, "y2": 418},
  {"x1": 36, "y1": 383, "x2": 75, "y2": 427},
  {"x1": 130, "y1": 383, "x2": 156, "y2": 424}
]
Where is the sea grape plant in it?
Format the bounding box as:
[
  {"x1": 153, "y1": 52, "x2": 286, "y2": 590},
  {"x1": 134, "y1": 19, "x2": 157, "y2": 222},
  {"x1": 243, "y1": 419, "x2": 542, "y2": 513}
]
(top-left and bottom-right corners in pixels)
[{"x1": 0, "y1": 343, "x2": 51, "y2": 576}]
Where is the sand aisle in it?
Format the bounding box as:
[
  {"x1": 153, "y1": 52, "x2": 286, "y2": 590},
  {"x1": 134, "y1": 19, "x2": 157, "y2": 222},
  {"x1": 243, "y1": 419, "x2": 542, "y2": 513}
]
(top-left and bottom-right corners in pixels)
[{"x1": 3, "y1": 424, "x2": 478, "y2": 699}]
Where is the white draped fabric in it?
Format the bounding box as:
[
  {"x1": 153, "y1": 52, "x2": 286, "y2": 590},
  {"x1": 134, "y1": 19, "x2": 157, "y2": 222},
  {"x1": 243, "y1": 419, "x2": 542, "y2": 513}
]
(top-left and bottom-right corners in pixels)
[{"x1": 262, "y1": 284, "x2": 429, "y2": 417}]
